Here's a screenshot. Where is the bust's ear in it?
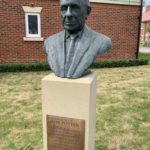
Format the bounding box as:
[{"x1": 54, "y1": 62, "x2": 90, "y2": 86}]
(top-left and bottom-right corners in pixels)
[{"x1": 87, "y1": 6, "x2": 91, "y2": 16}]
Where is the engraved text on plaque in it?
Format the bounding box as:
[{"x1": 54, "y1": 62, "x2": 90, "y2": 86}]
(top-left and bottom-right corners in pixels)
[{"x1": 47, "y1": 115, "x2": 85, "y2": 150}]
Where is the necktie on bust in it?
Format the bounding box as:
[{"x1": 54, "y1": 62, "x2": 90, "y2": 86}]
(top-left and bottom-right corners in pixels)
[{"x1": 65, "y1": 35, "x2": 77, "y2": 76}]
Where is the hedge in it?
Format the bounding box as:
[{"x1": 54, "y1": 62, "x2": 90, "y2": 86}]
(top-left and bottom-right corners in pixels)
[
  {"x1": 90, "y1": 59, "x2": 149, "y2": 68},
  {"x1": 0, "y1": 59, "x2": 149, "y2": 72},
  {"x1": 0, "y1": 63, "x2": 49, "y2": 72}
]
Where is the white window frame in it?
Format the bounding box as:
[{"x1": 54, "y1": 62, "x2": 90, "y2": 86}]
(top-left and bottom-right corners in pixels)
[{"x1": 25, "y1": 13, "x2": 41, "y2": 38}]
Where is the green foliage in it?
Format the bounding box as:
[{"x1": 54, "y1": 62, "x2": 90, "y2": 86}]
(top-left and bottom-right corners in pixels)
[
  {"x1": 0, "y1": 59, "x2": 149, "y2": 72},
  {"x1": 0, "y1": 63, "x2": 50, "y2": 72},
  {"x1": 91, "y1": 59, "x2": 149, "y2": 68},
  {"x1": 140, "y1": 42, "x2": 149, "y2": 48},
  {"x1": 139, "y1": 53, "x2": 150, "y2": 60},
  {"x1": 147, "y1": 22, "x2": 150, "y2": 33}
]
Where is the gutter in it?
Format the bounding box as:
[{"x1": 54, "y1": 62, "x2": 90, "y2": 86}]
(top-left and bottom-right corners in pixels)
[{"x1": 136, "y1": 0, "x2": 143, "y2": 59}]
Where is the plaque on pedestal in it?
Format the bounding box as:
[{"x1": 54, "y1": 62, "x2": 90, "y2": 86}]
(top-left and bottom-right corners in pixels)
[{"x1": 47, "y1": 115, "x2": 85, "y2": 150}]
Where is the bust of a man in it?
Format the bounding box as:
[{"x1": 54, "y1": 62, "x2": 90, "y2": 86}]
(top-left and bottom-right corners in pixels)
[{"x1": 44, "y1": 0, "x2": 112, "y2": 79}]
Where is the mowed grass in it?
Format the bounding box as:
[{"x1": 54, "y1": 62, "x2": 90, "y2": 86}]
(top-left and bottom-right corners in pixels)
[
  {"x1": 0, "y1": 71, "x2": 49, "y2": 150},
  {"x1": 139, "y1": 53, "x2": 150, "y2": 61},
  {"x1": 96, "y1": 65, "x2": 150, "y2": 150},
  {"x1": 0, "y1": 65, "x2": 150, "y2": 150}
]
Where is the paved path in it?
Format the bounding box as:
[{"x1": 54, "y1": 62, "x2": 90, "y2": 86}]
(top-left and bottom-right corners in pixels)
[{"x1": 139, "y1": 47, "x2": 150, "y2": 53}]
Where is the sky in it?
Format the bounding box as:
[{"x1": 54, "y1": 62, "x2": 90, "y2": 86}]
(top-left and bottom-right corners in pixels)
[
  {"x1": 145, "y1": 0, "x2": 150, "y2": 5},
  {"x1": 143, "y1": 0, "x2": 150, "y2": 12}
]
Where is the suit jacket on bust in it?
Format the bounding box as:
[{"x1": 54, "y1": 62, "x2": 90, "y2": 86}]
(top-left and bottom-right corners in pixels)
[{"x1": 44, "y1": 25, "x2": 111, "y2": 78}]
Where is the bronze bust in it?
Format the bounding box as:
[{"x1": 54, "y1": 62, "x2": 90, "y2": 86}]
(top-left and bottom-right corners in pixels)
[{"x1": 44, "y1": 0, "x2": 112, "y2": 78}]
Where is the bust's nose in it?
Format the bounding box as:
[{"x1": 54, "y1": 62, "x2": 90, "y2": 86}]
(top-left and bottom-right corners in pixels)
[{"x1": 65, "y1": 6, "x2": 72, "y2": 17}]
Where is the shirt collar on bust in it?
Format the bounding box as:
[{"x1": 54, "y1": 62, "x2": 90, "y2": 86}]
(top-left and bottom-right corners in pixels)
[{"x1": 65, "y1": 27, "x2": 84, "y2": 40}]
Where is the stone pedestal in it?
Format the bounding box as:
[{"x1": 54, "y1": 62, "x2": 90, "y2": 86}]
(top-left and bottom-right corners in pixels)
[{"x1": 42, "y1": 73, "x2": 96, "y2": 150}]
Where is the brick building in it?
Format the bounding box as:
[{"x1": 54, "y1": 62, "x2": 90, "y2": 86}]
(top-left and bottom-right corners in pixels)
[{"x1": 0, "y1": 0, "x2": 142, "y2": 64}]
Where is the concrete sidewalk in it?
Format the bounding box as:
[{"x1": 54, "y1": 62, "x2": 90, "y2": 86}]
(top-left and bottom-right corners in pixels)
[{"x1": 139, "y1": 47, "x2": 150, "y2": 53}]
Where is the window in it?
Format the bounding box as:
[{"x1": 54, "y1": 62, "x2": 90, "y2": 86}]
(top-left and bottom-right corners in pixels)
[
  {"x1": 22, "y1": 6, "x2": 43, "y2": 41},
  {"x1": 25, "y1": 13, "x2": 41, "y2": 38}
]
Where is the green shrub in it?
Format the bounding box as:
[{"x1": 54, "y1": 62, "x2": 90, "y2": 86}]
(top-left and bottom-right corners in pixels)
[
  {"x1": 91, "y1": 59, "x2": 149, "y2": 68},
  {"x1": 0, "y1": 63, "x2": 50, "y2": 72},
  {"x1": 140, "y1": 42, "x2": 148, "y2": 48},
  {"x1": 138, "y1": 53, "x2": 150, "y2": 60},
  {"x1": 0, "y1": 59, "x2": 149, "y2": 72}
]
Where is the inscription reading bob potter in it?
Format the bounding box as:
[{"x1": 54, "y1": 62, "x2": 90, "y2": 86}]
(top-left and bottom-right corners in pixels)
[
  {"x1": 49, "y1": 119, "x2": 79, "y2": 128},
  {"x1": 47, "y1": 115, "x2": 85, "y2": 150}
]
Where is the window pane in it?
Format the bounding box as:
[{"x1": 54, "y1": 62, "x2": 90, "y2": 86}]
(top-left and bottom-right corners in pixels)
[{"x1": 28, "y1": 15, "x2": 38, "y2": 34}]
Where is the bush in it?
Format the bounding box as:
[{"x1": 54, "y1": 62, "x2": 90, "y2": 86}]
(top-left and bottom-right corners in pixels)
[
  {"x1": 0, "y1": 59, "x2": 149, "y2": 72},
  {"x1": 139, "y1": 53, "x2": 150, "y2": 60},
  {"x1": 140, "y1": 42, "x2": 148, "y2": 47},
  {"x1": 91, "y1": 59, "x2": 149, "y2": 68},
  {"x1": 0, "y1": 63, "x2": 50, "y2": 72}
]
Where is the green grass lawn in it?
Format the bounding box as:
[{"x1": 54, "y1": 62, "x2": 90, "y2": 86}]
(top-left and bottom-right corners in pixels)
[
  {"x1": 139, "y1": 53, "x2": 150, "y2": 61},
  {"x1": 0, "y1": 65, "x2": 150, "y2": 150}
]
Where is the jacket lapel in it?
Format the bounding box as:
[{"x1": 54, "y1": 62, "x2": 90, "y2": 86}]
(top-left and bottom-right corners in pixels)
[
  {"x1": 67, "y1": 26, "x2": 94, "y2": 77},
  {"x1": 55, "y1": 31, "x2": 65, "y2": 77}
]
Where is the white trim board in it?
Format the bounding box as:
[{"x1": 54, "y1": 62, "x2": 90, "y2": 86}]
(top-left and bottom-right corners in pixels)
[
  {"x1": 90, "y1": 0, "x2": 141, "y2": 6},
  {"x1": 22, "y1": 6, "x2": 42, "y2": 13}
]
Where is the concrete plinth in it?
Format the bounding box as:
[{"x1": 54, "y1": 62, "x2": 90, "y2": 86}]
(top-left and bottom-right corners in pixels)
[{"x1": 42, "y1": 73, "x2": 96, "y2": 150}]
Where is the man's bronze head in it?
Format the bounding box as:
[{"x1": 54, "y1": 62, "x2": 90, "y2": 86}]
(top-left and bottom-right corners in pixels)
[{"x1": 60, "y1": 0, "x2": 91, "y2": 34}]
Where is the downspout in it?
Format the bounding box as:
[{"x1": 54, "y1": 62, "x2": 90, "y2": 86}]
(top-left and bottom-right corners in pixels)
[{"x1": 136, "y1": 0, "x2": 143, "y2": 59}]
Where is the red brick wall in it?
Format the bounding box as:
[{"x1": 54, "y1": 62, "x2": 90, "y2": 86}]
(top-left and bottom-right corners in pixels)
[{"x1": 0, "y1": 0, "x2": 141, "y2": 64}]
